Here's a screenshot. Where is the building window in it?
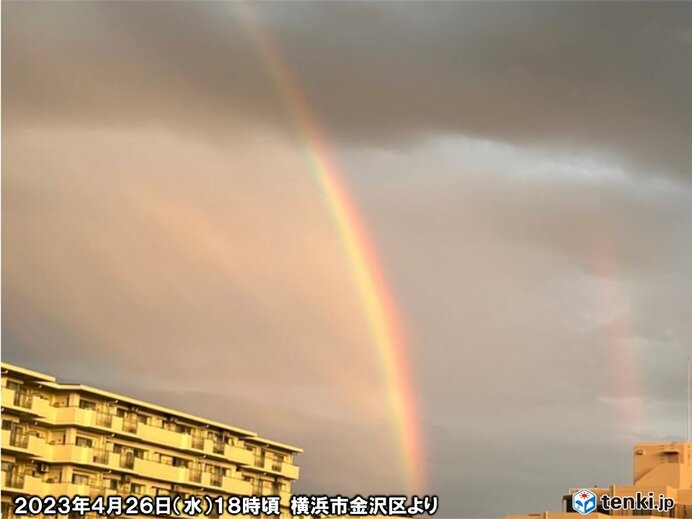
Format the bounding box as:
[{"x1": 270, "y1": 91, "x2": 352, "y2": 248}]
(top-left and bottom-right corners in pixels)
[
  {"x1": 664, "y1": 452, "x2": 680, "y2": 463},
  {"x1": 71, "y1": 473, "x2": 90, "y2": 485},
  {"x1": 172, "y1": 457, "x2": 189, "y2": 468},
  {"x1": 133, "y1": 448, "x2": 146, "y2": 459},
  {"x1": 79, "y1": 399, "x2": 97, "y2": 410},
  {"x1": 137, "y1": 414, "x2": 150, "y2": 425},
  {"x1": 158, "y1": 454, "x2": 173, "y2": 465},
  {"x1": 176, "y1": 424, "x2": 192, "y2": 435},
  {"x1": 75, "y1": 436, "x2": 93, "y2": 448},
  {"x1": 111, "y1": 443, "x2": 123, "y2": 454}
]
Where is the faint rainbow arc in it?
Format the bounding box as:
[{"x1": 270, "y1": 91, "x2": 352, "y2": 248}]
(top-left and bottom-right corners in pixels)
[
  {"x1": 593, "y1": 232, "x2": 643, "y2": 437},
  {"x1": 575, "y1": 215, "x2": 643, "y2": 437},
  {"x1": 236, "y1": 5, "x2": 426, "y2": 493}
]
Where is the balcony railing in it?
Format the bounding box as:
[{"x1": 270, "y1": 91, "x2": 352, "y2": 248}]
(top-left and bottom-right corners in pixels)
[
  {"x1": 120, "y1": 454, "x2": 135, "y2": 469},
  {"x1": 13, "y1": 391, "x2": 33, "y2": 409},
  {"x1": 213, "y1": 442, "x2": 225, "y2": 455},
  {"x1": 93, "y1": 449, "x2": 110, "y2": 465},
  {"x1": 210, "y1": 474, "x2": 223, "y2": 487},
  {"x1": 189, "y1": 470, "x2": 202, "y2": 483},
  {"x1": 191, "y1": 436, "x2": 204, "y2": 449},
  {"x1": 95, "y1": 412, "x2": 113, "y2": 428},
  {"x1": 123, "y1": 419, "x2": 138, "y2": 434},
  {"x1": 5, "y1": 471, "x2": 25, "y2": 489},
  {"x1": 9, "y1": 432, "x2": 29, "y2": 449},
  {"x1": 272, "y1": 461, "x2": 282, "y2": 472}
]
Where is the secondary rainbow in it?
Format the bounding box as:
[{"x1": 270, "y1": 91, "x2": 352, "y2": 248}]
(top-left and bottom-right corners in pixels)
[
  {"x1": 576, "y1": 216, "x2": 644, "y2": 437},
  {"x1": 236, "y1": 4, "x2": 427, "y2": 493}
]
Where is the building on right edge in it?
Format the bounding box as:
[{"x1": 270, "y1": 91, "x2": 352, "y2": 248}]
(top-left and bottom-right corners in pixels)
[{"x1": 507, "y1": 442, "x2": 692, "y2": 519}]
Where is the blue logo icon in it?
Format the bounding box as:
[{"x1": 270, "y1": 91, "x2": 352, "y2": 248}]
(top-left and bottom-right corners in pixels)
[{"x1": 572, "y1": 489, "x2": 597, "y2": 515}]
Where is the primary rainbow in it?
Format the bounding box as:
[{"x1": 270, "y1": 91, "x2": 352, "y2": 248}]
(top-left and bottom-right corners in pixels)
[{"x1": 236, "y1": 4, "x2": 426, "y2": 493}]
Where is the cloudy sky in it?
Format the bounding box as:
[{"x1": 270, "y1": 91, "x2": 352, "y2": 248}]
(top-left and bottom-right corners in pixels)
[{"x1": 3, "y1": 2, "x2": 692, "y2": 517}]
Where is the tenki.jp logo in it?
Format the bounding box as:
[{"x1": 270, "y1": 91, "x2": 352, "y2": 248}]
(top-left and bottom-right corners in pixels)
[{"x1": 572, "y1": 489, "x2": 597, "y2": 515}]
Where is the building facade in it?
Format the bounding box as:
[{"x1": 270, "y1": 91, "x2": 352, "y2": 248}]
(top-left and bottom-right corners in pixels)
[
  {"x1": 507, "y1": 441, "x2": 692, "y2": 519},
  {"x1": 1, "y1": 363, "x2": 301, "y2": 519}
]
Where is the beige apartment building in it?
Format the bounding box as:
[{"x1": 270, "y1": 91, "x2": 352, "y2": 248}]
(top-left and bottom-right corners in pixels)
[
  {"x1": 1, "y1": 362, "x2": 301, "y2": 519},
  {"x1": 507, "y1": 441, "x2": 692, "y2": 519}
]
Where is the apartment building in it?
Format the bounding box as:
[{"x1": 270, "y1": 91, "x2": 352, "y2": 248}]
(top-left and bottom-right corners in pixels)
[
  {"x1": 1, "y1": 363, "x2": 301, "y2": 519},
  {"x1": 507, "y1": 441, "x2": 692, "y2": 519}
]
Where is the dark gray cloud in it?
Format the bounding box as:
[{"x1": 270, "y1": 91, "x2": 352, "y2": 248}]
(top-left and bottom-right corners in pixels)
[
  {"x1": 4, "y1": 2, "x2": 692, "y2": 518},
  {"x1": 5, "y1": 2, "x2": 692, "y2": 179}
]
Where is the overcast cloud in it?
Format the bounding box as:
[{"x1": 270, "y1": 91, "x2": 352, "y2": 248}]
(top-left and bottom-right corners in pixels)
[{"x1": 3, "y1": 2, "x2": 692, "y2": 517}]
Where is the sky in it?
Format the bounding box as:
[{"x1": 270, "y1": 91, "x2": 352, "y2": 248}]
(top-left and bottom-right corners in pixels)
[{"x1": 3, "y1": 2, "x2": 692, "y2": 517}]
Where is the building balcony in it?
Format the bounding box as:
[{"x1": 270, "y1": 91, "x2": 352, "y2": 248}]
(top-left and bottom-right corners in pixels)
[
  {"x1": 51, "y1": 444, "x2": 95, "y2": 465},
  {"x1": 195, "y1": 471, "x2": 251, "y2": 495},
  {"x1": 188, "y1": 435, "x2": 206, "y2": 451},
  {"x1": 107, "y1": 452, "x2": 188, "y2": 483},
  {"x1": 49, "y1": 406, "x2": 117, "y2": 431},
  {"x1": 135, "y1": 423, "x2": 186, "y2": 449},
  {"x1": 210, "y1": 473, "x2": 224, "y2": 488},
  {"x1": 133, "y1": 458, "x2": 186, "y2": 483},
  {"x1": 3, "y1": 469, "x2": 24, "y2": 491},
  {"x1": 184, "y1": 437, "x2": 217, "y2": 455},
  {"x1": 110, "y1": 452, "x2": 133, "y2": 470},
  {"x1": 181, "y1": 437, "x2": 253, "y2": 465},
  {"x1": 1, "y1": 429, "x2": 48, "y2": 458},
  {"x1": 280, "y1": 462, "x2": 299, "y2": 480},
  {"x1": 251, "y1": 486, "x2": 291, "y2": 507},
  {"x1": 224, "y1": 445, "x2": 254, "y2": 465},
  {"x1": 91, "y1": 448, "x2": 111, "y2": 466},
  {"x1": 50, "y1": 482, "x2": 91, "y2": 497},
  {"x1": 1, "y1": 471, "x2": 47, "y2": 495},
  {"x1": 195, "y1": 471, "x2": 212, "y2": 487},
  {"x1": 52, "y1": 406, "x2": 97, "y2": 428},
  {"x1": 219, "y1": 475, "x2": 252, "y2": 495},
  {"x1": 1, "y1": 387, "x2": 50, "y2": 417},
  {"x1": 119, "y1": 416, "x2": 139, "y2": 434},
  {"x1": 188, "y1": 468, "x2": 203, "y2": 484},
  {"x1": 88, "y1": 486, "x2": 120, "y2": 498},
  {"x1": 250, "y1": 458, "x2": 300, "y2": 480},
  {"x1": 24, "y1": 475, "x2": 48, "y2": 495}
]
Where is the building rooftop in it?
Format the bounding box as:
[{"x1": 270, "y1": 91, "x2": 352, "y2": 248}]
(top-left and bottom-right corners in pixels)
[{"x1": 1, "y1": 361, "x2": 303, "y2": 453}]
